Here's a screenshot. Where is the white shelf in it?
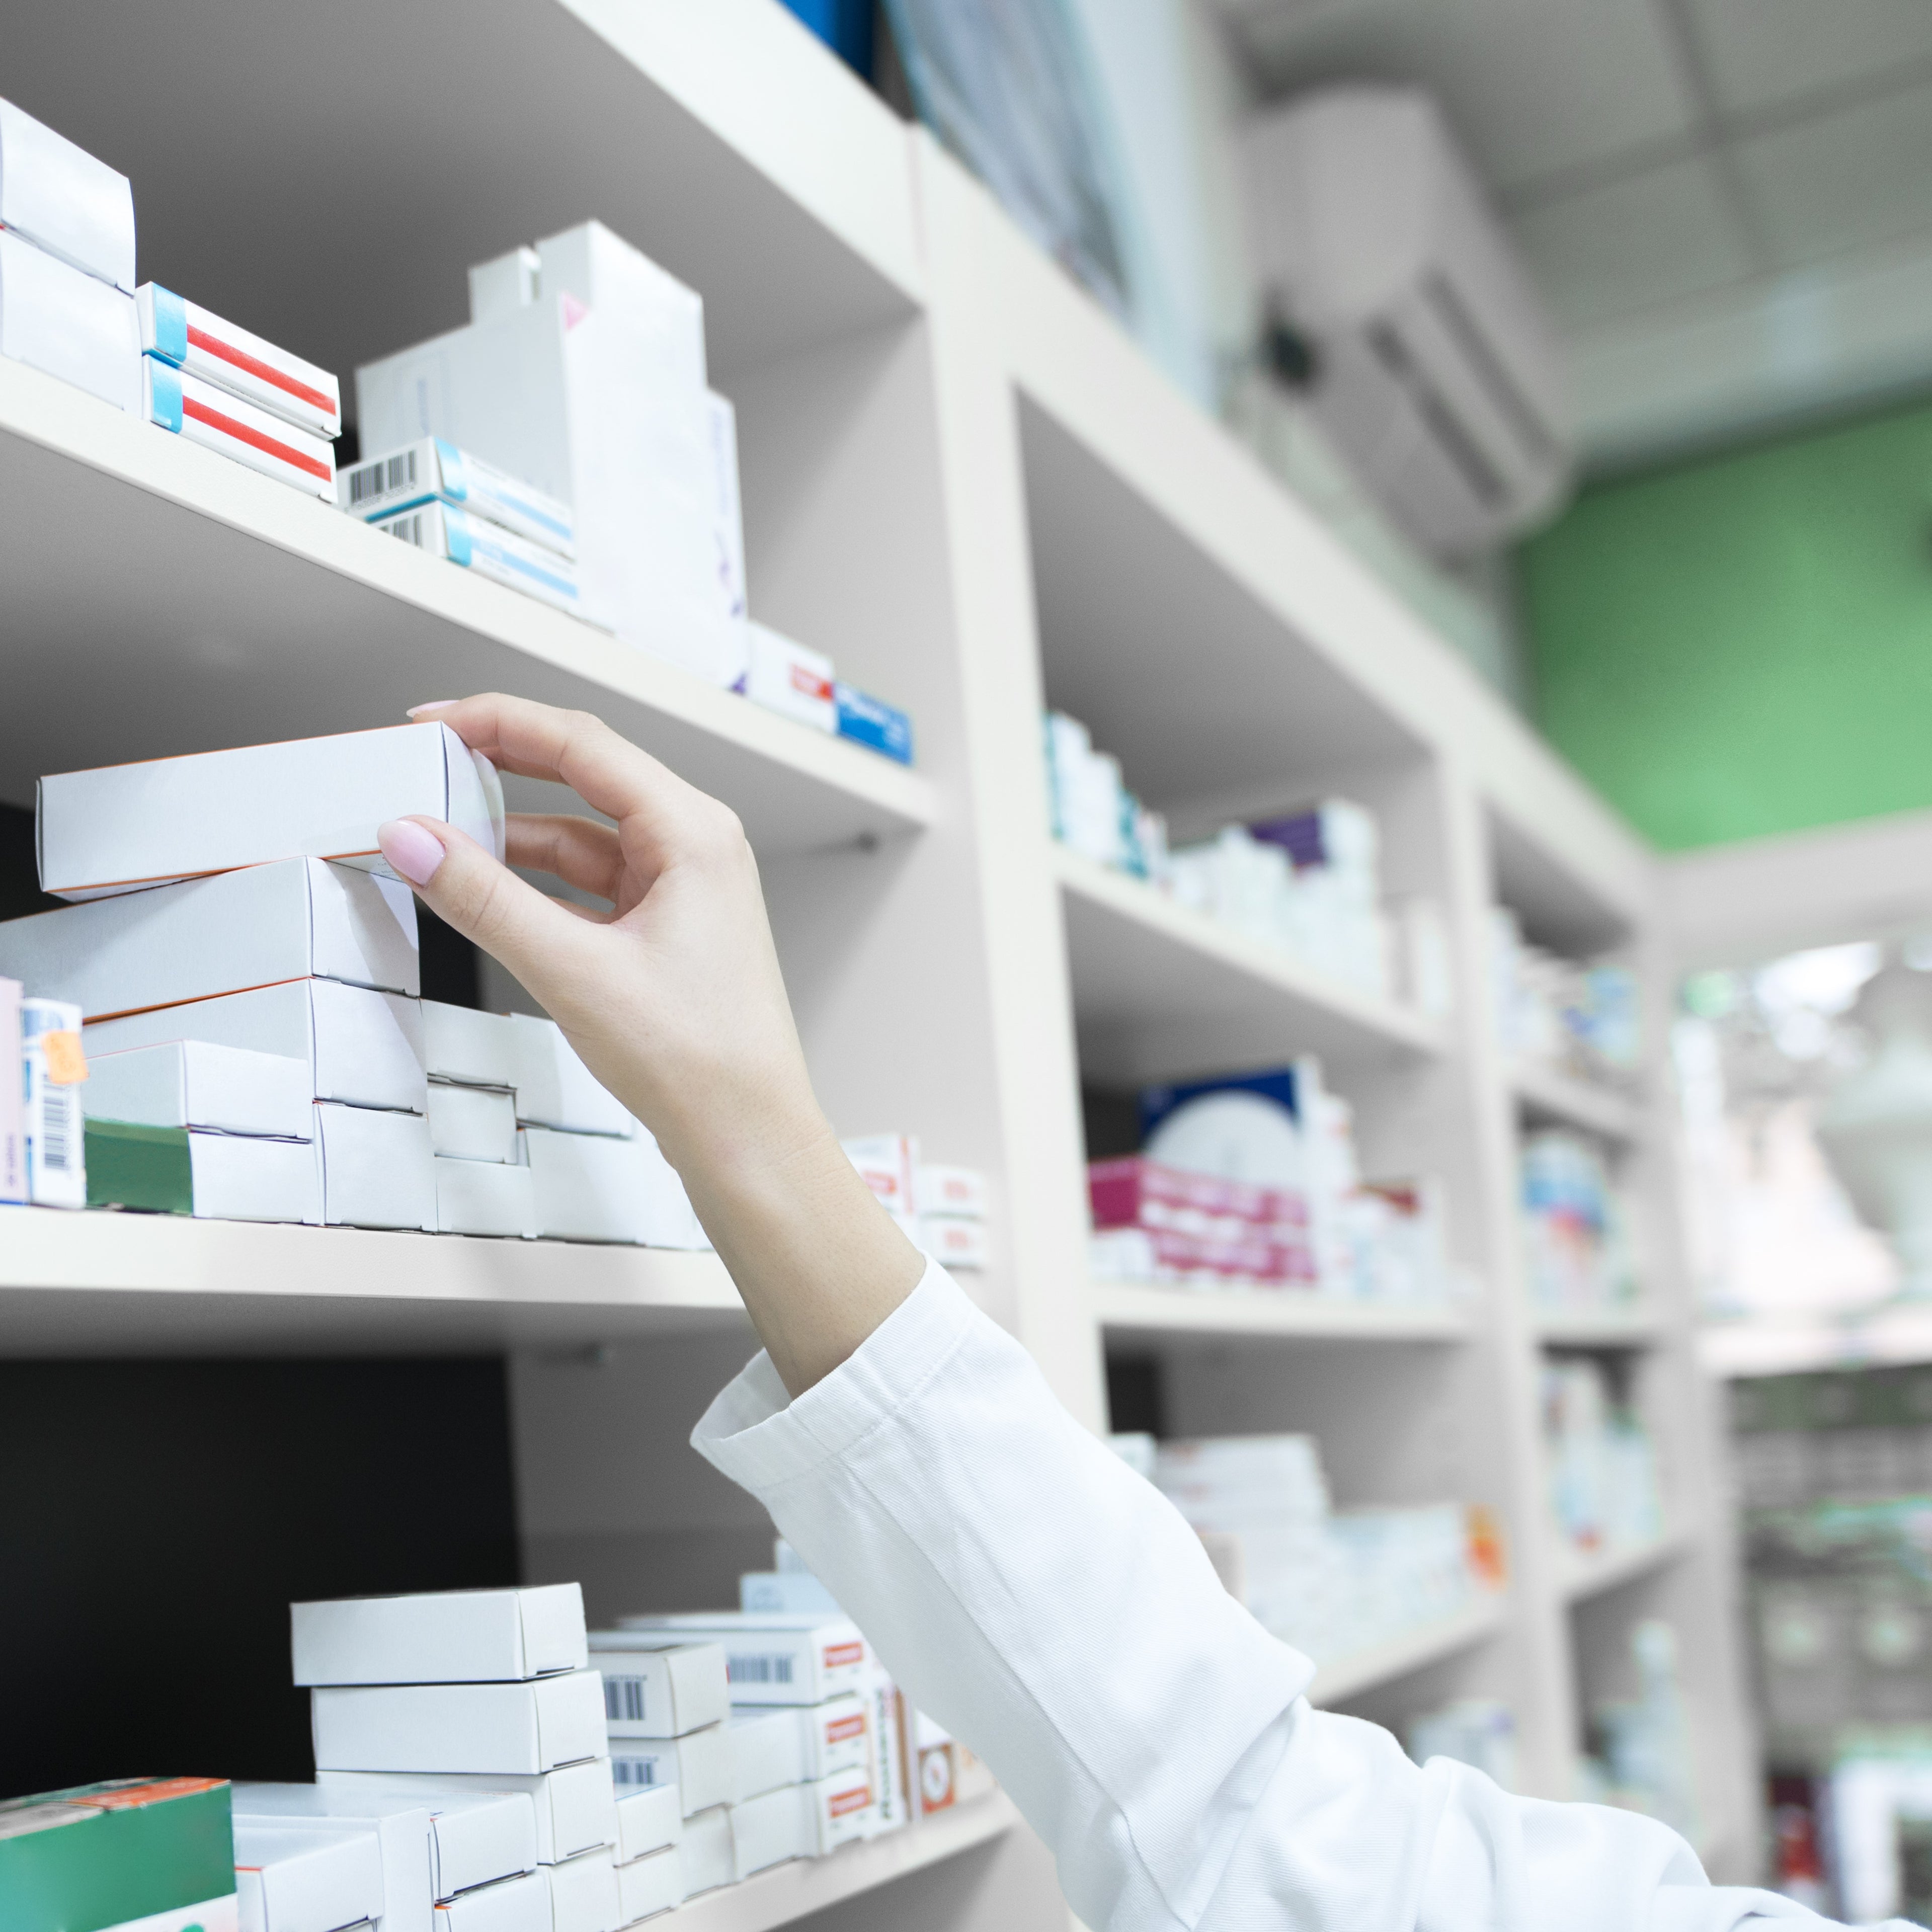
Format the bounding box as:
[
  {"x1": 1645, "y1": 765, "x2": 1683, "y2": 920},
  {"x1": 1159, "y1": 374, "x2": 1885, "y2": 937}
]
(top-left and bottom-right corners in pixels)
[
  {"x1": 1055, "y1": 846, "x2": 1450, "y2": 1085},
  {"x1": 670, "y1": 1794, "x2": 1017, "y2": 1931},
  {"x1": 1555, "y1": 1526, "x2": 1688, "y2": 1604},
  {"x1": 1532, "y1": 1305, "x2": 1667, "y2": 1347},
  {"x1": 1508, "y1": 1062, "x2": 1643, "y2": 1144},
  {"x1": 1307, "y1": 1595, "x2": 1507, "y2": 1707},
  {"x1": 0, "y1": 1205, "x2": 751, "y2": 1355},
  {"x1": 1095, "y1": 1281, "x2": 1471, "y2": 1343},
  {"x1": 0, "y1": 361, "x2": 935, "y2": 852}
]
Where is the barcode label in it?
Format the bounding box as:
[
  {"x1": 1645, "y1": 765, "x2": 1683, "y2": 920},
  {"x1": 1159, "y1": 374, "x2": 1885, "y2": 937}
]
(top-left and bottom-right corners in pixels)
[
  {"x1": 350, "y1": 449, "x2": 418, "y2": 505},
  {"x1": 604, "y1": 1676, "x2": 647, "y2": 1723},
  {"x1": 384, "y1": 512, "x2": 427, "y2": 550},
  {"x1": 40, "y1": 1089, "x2": 75, "y2": 1172},
  {"x1": 729, "y1": 1652, "x2": 795, "y2": 1685},
  {"x1": 611, "y1": 1755, "x2": 664, "y2": 1789}
]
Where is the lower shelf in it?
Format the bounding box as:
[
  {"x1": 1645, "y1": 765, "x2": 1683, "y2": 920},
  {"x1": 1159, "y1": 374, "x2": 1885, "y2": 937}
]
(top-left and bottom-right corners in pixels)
[
  {"x1": 1306, "y1": 1595, "x2": 1506, "y2": 1706},
  {"x1": 672, "y1": 1793, "x2": 1020, "y2": 1930},
  {"x1": 1555, "y1": 1526, "x2": 1688, "y2": 1603},
  {"x1": 1094, "y1": 1280, "x2": 1471, "y2": 1342},
  {"x1": 0, "y1": 1204, "x2": 749, "y2": 1353}
]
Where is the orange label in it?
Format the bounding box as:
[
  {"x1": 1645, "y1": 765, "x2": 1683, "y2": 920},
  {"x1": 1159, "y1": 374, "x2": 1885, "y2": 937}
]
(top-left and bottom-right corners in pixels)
[
  {"x1": 84, "y1": 1778, "x2": 226, "y2": 1810},
  {"x1": 823, "y1": 1642, "x2": 864, "y2": 1669},
  {"x1": 825, "y1": 1713, "x2": 867, "y2": 1743},
  {"x1": 827, "y1": 1782, "x2": 872, "y2": 1818},
  {"x1": 41, "y1": 1031, "x2": 86, "y2": 1085}
]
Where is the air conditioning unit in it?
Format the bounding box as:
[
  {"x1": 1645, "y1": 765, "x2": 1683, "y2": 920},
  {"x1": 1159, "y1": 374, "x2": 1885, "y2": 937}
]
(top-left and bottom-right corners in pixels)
[{"x1": 1242, "y1": 86, "x2": 1572, "y2": 558}]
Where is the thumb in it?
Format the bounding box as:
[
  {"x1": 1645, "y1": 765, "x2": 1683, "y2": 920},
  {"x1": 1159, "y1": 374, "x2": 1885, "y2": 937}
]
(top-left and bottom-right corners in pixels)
[{"x1": 377, "y1": 815, "x2": 588, "y2": 1001}]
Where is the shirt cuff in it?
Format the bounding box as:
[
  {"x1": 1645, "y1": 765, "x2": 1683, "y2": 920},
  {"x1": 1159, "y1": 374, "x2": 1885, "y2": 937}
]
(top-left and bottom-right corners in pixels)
[{"x1": 691, "y1": 1258, "x2": 981, "y2": 1496}]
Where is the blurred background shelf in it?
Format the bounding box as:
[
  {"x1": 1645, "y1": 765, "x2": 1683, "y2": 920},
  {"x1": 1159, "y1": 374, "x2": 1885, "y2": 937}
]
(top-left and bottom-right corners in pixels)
[
  {"x1": 1531, "y1": 1306, "x2": 1667, "y2": 1347},
  {"x1": 1508, "y1": 1062, "x2": 1643, "y2": 1144},
  {"x1": 1308, "y1": 1596, "x2": 1507, "y2": 1707},
  {"x1": 1094, "y1": 1281, "x2": 1472, "y2": 1343},
  {"x1": 1556, "y1": 1526, "x2": 1690, "y2": 1604}
]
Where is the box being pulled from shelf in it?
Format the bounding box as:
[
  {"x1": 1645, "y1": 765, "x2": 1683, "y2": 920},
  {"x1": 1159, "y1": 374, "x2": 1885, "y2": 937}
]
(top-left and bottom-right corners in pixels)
[
  {"x1": 231, "y1": 1784, "x2": 435, "y2": 1932},
  {"x1": 144, "y1": 357, "x2": 337, "y2": 500},
  {"x1": 0, "y1": 227, "x2": 139, "y2": 414},
  {"x1": 137, "y1": 283, "x2": 341, "y2": 439},
  {"x1": 233, "y1": 1821, "x2": 384, "y2": 1932},
  {"x1": 83, "y1": 1042, "x2": 314, "y2": 1141},
  {"x1": 316, "y1": 1101, "x2": 435, "y2": 1231},
  {"x1": 343, "y1": 437, "x2": 575, "y2": 559},
  {"x1": 435, "y1": 1154, "x2": 535, "y2": 1239},
  {"x1": 322, "y1": 1762, "x2": 614, "y2": 1869},
  {"x1": 0, "y1": 857, "x2": 420, "y2": 1022},
  {"x1": 615, "y1": 1615, "x2": 868, "y2": 1708},
  {"x1": 39, "y1": 722, "x2": 505, "y2": 903},
  {"x1": 0, "y1": 98, "x2": 135, "y2": 290},
  {"x1": 586, "y1": 1635, "x2": 728, "y2": 1739},
  {"x1": 615, "y1": 1842, "x2": 684, "y2": 1923},
  {"x1": 312, "y1": 1671, "x2": 607, "y2": 1779},
  {"x1": 83, "y1": 1116, "x2": 321, "y2": 1223},
  {"x1": 374, "y1": 500, "x2": 582, "y2": 618},
  {"x1": 293, "y1": 1583, "x2": 588, "y2": 1686},
  {"x1": 608, "y1": 1722, "x2": 731, "y2": 1816}
]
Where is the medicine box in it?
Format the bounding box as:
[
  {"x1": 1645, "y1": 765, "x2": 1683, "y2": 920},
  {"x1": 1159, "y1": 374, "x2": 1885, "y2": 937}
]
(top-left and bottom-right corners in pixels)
[
  {"x1": 233, "y1": 1822, "x2": 384, "y2": 1932},
  {"x1": 312, "y1": 1672, "x2": 607, "y2": 1779},
  {"x1": 586, "y1": 1637, "x2": 728, "y2": 1739},
  {"x1": 739, "y1": 1569, "x2": 840, "y2": 1617},
  {"x1": 321, "y1": 1764, "x2": 614, "y2": 1869},
  {"x1": 403, "y1": 1792, "x2": 538, "y2": 1901},
  {"x1": 525, "y1": 1125, "x2": 701, "y2": 1247},
  {"x1": 745, "y1": 623, "x2": 834, "y2": 734},
  {"x1": 510, "y1": 1017, "x2": 629, "y2": 1137},
  {"x1": 83, "y1": 1042, "x2": 314, "y2": 1141},
  {"x1": 432, "y1": 1868, "x2": 548, "y2": 1932},
  {"x1": 833, "y1": 683, "x2": 914, "y2": 766},
  {"x1": 343, "y1": 438, "x2": 575, "y2": 559},
  {"x1": 615, "y1": 1616, "x2": 869, "y2": 1708},
  {"x1": 85, "y1": 980, "x2": 426, "y2": 1115},
  {"x1": 920, "y1": 1216, "x2": 989, "y2": 1271},
  {"x1": 22, "y1": 997, "x2": 85, "y2": 1209},
  {"x1": 144, "y1": 358, "x2": 337, "y2": 500},
  {"x1": 435, "y1": 1155, "x2": 536, "y2": 1239},
  {"x1": 803, "y1": 1766, "x2": 877, "y2": 1854},
  {"x1": 231, "y1": 1786, "x2": 434, "y2": 1932},
  {"x1": 706, "y1": 391, "x2": 746, "y2": 626},
  {"x1": 374, "y1": 501, "x2": 582, "y2": 618},
  {"x1": 678, "y1": 1807, "x2": 732, "y2": 1899},
  {"x1": 0, "y1": 228, "x2": 139, "y2": 414},
  {"x1": 467, "y1": 247, "x2": 540, "y2": 325},
  {"x1": 137, "y1": 284, "x2": 341, "y2": 438},
  {"x1": 608, "y1": 1722, "x2": 731, "y2": 1816},
  {"x1": 423, "y1": 1002, "x2": 520, "y2": 1090},
  {"x1": 0, "y1": 978, "x2": 23, "y2": 1202},
  {"x1": 0, "y1": 858, "x2": 420, "y2": 1022},
  {"x1": 615, "y1": 1843, "x2": 684, "y2": 1923},
  {"x1": 728, "y1": 1696, "x2": 868, "y2": 1803},
  {"x1": 428, "y1": 1082, "x2": 518, "y2": 1163},
  {"x1": 294, "y1": 1583, "x2": 588, "y2": 1685},
  {"x1": 0, "y1": 99, "x2": 135, "y2": 290},
  {"x1": 84, "y1": 1118, "x2": 320, "y2": 1224},
  {"x1": 545, "y1": 1846, "x2": 617, "y2": 1932},
  {"x1": 38, "y1": 721, "x2": 503, "y2": 902},
  {"x1": 915, "y1": 1165, "x2": 986, "y2": 1218},
  {"x1": 317, "y1": 1101, "x2": 435, "y2": 1231},
  {"x1": 726, "y1": 1782, "x2": 809, "y2": 1881},
  {"x1": 612, "y1": 1786, "x2": 681, "y2": 1865}
]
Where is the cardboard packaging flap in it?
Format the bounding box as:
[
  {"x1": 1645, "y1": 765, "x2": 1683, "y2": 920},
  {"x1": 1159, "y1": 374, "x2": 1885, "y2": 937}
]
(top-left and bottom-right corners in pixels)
[
  {"x1": 422, "y1": 1002, "x2": 519, "y2": 1088},
  {"x1": 38, "y1": 723, "x2": 504, "y2": 901},
  {"x1": 430, "y1": 1868, "x2": 546, "y2": 1931},
  {"x1": 231, "y1": 1787, "x2": 432, "y2": 1932},
  {"x1": 321, "y1": 1763, "x2": 611, "y2": 1869},
  {"x1": 84, "y1": 1042, "x2": 313, "y2": 1140},
  {"x1": 232, "y1": 1820, "x2": 384, "y2": 1932},
  {"x1": 317, "y1": 1102, "x2": 436, "y2": 1232},
  {"x1": 612, "y1": 1786, "x2": 681, "y2": 1865},
  {"x1": 0, "y1": 98, "x2": 135, "y2": 290},
  {"x1": 294, "y1": 1583, "x2": 588, "y2": 1685},
  {"x1": 586, "y1": 1638, "x2": 727, "y2": 1739}
]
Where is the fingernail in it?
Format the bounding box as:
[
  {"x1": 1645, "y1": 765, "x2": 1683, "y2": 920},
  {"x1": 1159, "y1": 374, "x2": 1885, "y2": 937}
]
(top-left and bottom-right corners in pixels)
[
  {"x1": 407, "y1": 700, "x2": 458, "y2": 717},
  {"x1": 378, "y1": 818, "x2": 447, "y2": 886}
]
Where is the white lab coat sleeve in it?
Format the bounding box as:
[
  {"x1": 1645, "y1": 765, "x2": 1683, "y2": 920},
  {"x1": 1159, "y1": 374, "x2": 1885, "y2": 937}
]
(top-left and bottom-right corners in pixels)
[{"x1": 692, "y1": 1263, "x2": 1880, "y2": 1932}]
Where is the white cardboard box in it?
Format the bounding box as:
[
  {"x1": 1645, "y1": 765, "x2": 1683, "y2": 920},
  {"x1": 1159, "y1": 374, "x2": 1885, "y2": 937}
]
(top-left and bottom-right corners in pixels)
[
  {"x1": 144, "y1": 358, "x2": 338, "y2": 500},
  {"x1": 432, "y1": 1869, "x2": 548, "y2": 1932},
  {"x1": 294, "y1": 1584, "x2": 588, "y2": 1685},
  {"x1": 614, "y1": 1843, "x2": 684, "y2": 1923},
  {"x1": 323, "y1": 1764, "x2": 614, "y2": 1870},
  {"x1": 0, "y1": 98, "x2": 136, "y2": 289},
  {"x1": 842, "y1": 1136, "x2": 916, "y2": 1219},
  {"x1": 726, "y1": 1784, "x2": 809, "y2": 1881},
  {"x1": 232, "y1": 1786, "x2": 434, "y2": 1932},
  {"x1": 137, "y1": 283, "x2": 341, "y2": 437},
  {"x1": 85, "y1": 980, "x2": 426, "y2": 1113},
  {"x1": 289, "y1": 1786, "x2": 535, "y2": 1903},
  {"x1": 915, "y1": 1165, "x2": 986, "y2": 1219},
  {"x1": 39, "y1": 721, "x2": 504, "y2": 901},
  {"x1": 745, "y1": 623, "x2": 834, "y2": 734},
  {"x1": 612, "y1": 1787, "x2": 681, "y2": 1866},
  {"x1": 0, "y1": 977, "x2": 21, "y2": 1203},
  {"x1": 705, "y1": 391, "x2": 746, "y2": 631},
  {"x1": 467, "y1": 248, "x2": 540, "y2": 325},
  {"x1": 428, "y1": 1082, "x2": 518, "y2": 1163},
  {"x1": 615, "y1": 1617, "x2": 868, "y2": 1708},
  {"x1": 232, "y1": 1820, "x2": 384, "y2": 1932},
  {"x1": 586, "y1": 1638, "x2": 727, "y2": 1740},
  {"x1": 0, "y1": 858, "x2": 419, "y2": 1021},
  {"x1": 22, "y1": 996, "x2": 85, "y2": 1209},
  {"x1": 677, "y1": 1809, "x2": 732, "y2": 1900},
  {"x1": 435, "y1": 1155, "x2": 535, "y2": 1239},
  {"x1": 83, "y1": 1042, "x2": 314, "y2": 1140},
  {"x1": 0, "y1": 227, "x2": 138, "y2": 413},
  {"x1": 801, "y1": 1767, "x2": 877, "y2": 1857},
  {"x1": 316, "y1": 1102, "x2": 436, "y2": 1231},
  {"x1": 424, "y1": 1003, "x2": 520, "y2": 1089},
  {"x1": 374, "y1": 501, "x2": 582, "y2": 617},
  {"x1": 919, "y1": 1216, "x2": 989, "y2": 1271},
  {"x1": 343, "y1": 437, "x2": 575, "y2": 559},
  {"x1": 312, "y1": 1672, "x2": 607, "y2": 1779},
  {"x1": 523, "y1": 1128, "x2": 699, "y2": 1248},
  {"x1": 608, "y1": 1724, "x2": 730, "y2": 1817},
  {"x1": 546, "y1": 1847, "x2": 618, "y2": 1932},
  {"x1": 728, "y1": 1696, "x2": 869, "y2": 1802},
  {"x1": 187, "y1": 1130, "x2": 321, "y2": 1224},
  {"x1": 509, "y1": 1017, "x2": 629, "y2": 1137}
]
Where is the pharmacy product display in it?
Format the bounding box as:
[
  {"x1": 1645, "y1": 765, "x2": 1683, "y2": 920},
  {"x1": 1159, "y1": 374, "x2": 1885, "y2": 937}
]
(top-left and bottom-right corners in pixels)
[
  {"x1": 1491, "y1": 908, "x2": 1640, "y2": 1090},
  {"x1": 1088, "y1": 1062, "x2": 1457, "y2": 1304},
  {"x1": 1542, "y1": 1356, "x2": 1664, "y2": 1558},
  {"x1": 1577, "y1": 1620, "x2": 1698, "y2": 1840},
  {"x1": 0, "y1": 978, "x2": 90, "y2": 1210},
  {"x1": 1407, "y1": 1699, "x2": 1520, "y2": 1791},
  {"x1": 844, "y1": 1135, "x2": 990, "y2": 1271},
  {"x1": 1520, "y1": 1130, "x2": 1636, "y2": 1312}
]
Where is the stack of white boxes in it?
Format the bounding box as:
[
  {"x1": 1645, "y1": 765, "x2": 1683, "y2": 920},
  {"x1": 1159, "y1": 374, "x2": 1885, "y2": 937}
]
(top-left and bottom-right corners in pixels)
[
  {"x1": 844, "y1": 1136, "x2": 989, "y2": 1273},
  {"x1": 301, "y1": 1584, "x2": 621, "y2": 1931}
]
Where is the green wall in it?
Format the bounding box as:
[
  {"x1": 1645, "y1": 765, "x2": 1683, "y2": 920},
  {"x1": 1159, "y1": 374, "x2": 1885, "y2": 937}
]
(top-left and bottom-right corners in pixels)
[{"x1": 1517, "y1": 395, "x2": 1932, "y2": 853}]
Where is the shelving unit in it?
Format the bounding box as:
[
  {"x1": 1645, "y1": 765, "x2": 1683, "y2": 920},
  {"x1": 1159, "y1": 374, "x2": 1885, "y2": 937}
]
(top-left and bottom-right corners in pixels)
[
  {"x1": 1508, "y1": 1060, "x2": 1644, "y2": 1144},
  {"x1": 1556, "y1": 1526, "x2": 1693, "y2": 1605},
  {"x1": 0, "y1": 2, "x2": 1759, "y2": 1921}
]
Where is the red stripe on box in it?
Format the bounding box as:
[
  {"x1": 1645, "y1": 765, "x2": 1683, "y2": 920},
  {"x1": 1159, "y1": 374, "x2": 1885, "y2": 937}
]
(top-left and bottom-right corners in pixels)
[
  {"x1": 187, "y1": 323, "x2": 334, "y2": 415},
  {"x1": 823, "y1": 1642, "x2": 864, "y2": 1669},
  {"x1": 183, "y1": 396, "x2": 331, "y2": 481},
  {"x1": 826, "y1": 1714, "x2": 867, "y2": 1743}
]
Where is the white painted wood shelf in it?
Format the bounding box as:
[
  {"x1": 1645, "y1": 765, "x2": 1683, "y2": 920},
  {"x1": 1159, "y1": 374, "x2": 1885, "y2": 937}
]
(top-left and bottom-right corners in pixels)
[
  {"x1": 1508, "y1": 1061, "x2": 1644, "y2": 1144},
  {"x1": 1308, "y1": 1596, "x2": 1508, "y2": 1707},
  {"x1": 1532, "y1": 1305, "x2": 1668, "y2": 1347},
  {"x1": 1555, "y1": 1526, "x2": 1691, "y2": 1604},
  {"x1": 1094, "y1": 1281, "x2": 1471, "y2": 1343}
]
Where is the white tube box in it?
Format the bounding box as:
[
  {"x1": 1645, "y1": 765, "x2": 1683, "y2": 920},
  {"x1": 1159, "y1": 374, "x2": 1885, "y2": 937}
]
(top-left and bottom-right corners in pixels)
[
  {"x1": 22, "y1": 997, "x2": 85, "y2": 1209},
  {"x1": 802, "y1": 1767, "x2": 877, "y2": 1856},
  {"x1": 293, "y1": 1583, "x2": 588, "y2": 1685},
  {"x1": 323, "y1": 1764, "x2": 614, "y2": 1868},
  {"x1": 616, "y1": 1617, "x2": 868, "y2": 1708},
  {"x1": 728, "y1": 1696, "x2": 869, "y2": 1803},
  {"x1": 919, "y1": 1216, "x2": 989, "y2": 1271},
  {"x1": 424, "y1": 1002, "x2": 520, "y2": 1089},
  {"x1": 745, "y1": 623, "x2": 834, "y2": 734},
  {"x1": 726, "y1": 1784, "x2": 809, "y2": 1881},
  {"x1": 38, "y1": 721, "x2": 504, "y2": 902},
  {"x1": 614, "y1": 1843, "x2": 684, "y2": 1923},
  {"x1": 586, "y1": 1638, "x2": 728, "y2": 1740},
  {"x1": 343, "y1": 438, "x2": 575, "y2": 559},
  {"x1": 546, "y1": 1847, "x2": 618, "y2": 1932},
  {"x1": 435, "y1": 1155, "x2": 535, "y2": 1239},
  {"x1": 677, "y1": 1809, "x2": 732, "y2": 1900},
  {"x1": 145, "y1": 358, "x2": 337, "y2": 500},
  {"x1": 523, "y1": 1126, "x2": 701, "y2": 1247},
  {"x1": 0, "y1": 858, "x2": 419, "y2": 1022},
  {"x1": 608, "y1": 1724, "x2": 730, "y2": 1817},
  {"x1": 428, "y1": 1082, "x2": 518, "y2": 1163},
  {"x1": 432, "y1": 1869, "x2": 548, "y2": 1932},
  {"x1": 510, "y1": 1017, "x2": 629, "y2": 1137},
  {"x1": 0, "y1": 228, "x2": 138, "y2": 413},
  {"x1": 312, "y1": 1672, "x2": 607, "y2": 1779},
  {"x1": 316, "y1": 1102, "x2": 435, "y2": 1231},
  {"x1": 232, "y1": 1820, "x2": 384, "y2": 1932},
  {"x1": 83, "y1": 1043, "x2": 313, "y2": 1141},
  {"x1": 85, "y1": 980, "x2": 426, "y2": 1113},
  {"x1": 232, "y1": 1786, "x2": 434, "y2": 1932},
  {"x1": 186, "y1": 1131, "x2": 321, "y2": 1224},
  {"x1": 915, "y1": 1165, "x2": 986, "y2": 1219},
  {"x1": 612, "y1": 1787, "x2": 681, "y2": 1865},
  {"x1": 374, "y1": 501, "x2": 582, "y2": 617},
  {"x1": 0, "y1": 99, "x2": 135, "y2": 289},
  {"x1": 137, "y1": 284, "x2": 340, "y2": 438}
]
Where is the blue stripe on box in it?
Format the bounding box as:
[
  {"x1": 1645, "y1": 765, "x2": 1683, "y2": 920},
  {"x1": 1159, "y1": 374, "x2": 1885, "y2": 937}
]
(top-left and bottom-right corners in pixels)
[
  {"x1": 144, "y1": 359, "x2": 183, "y2": 433},
  {"x1": 434, "y1": 437, "x2": 468, "y2": 505},
  {"x1": 834, "y1": 683, "x2": 913, "y2": 764},
  {"x1": 441, "y1": 502, "x2": 475, "y2": 569},
  {"x1": 149, "y1": 285, "x2": 189, "y2": 364},
  {"x1": 473, "y1": 530, "x2": 578, "y2": 600}
]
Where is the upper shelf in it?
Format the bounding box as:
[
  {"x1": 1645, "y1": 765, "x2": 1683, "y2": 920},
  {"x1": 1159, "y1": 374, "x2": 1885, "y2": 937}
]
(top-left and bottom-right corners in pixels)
[
  {"x1": 1307, "y1": 1594, "x2": 1505, "y2": 1707},
  {"x1": 0, "y1": 361, "x2": 935, "y2": 853},
  {"x1": 1555, "y1": 1525, "x2": 1689, "y2": 1604},
  {"x1": 1094, "y1": 1281, "x2": 1470, "y2": 1344},
  {"x1": 1509, "y1": 1062, "x2": 1643, "y2": 1144},
  {"x1": 1532, "y1": 1305, "x2": 1667, "y2": 1348},
  {"x1": 1055, "y1": 846, "x2": 1450, "y2": 1086}
]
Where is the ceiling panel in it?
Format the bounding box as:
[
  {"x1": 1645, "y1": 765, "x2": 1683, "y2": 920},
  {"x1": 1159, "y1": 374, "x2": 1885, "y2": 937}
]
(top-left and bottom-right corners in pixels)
[
  {"x1": 1227, "y1": 0, "x2": 1697, "y2": 193},
  {"x1": 1735, "y1": 78, "x2": 1932, "y2": 269},
  {"x1": 1685, "y1": 0, "x2": 1932, "y2": 115},
  {"x1": 1506, "y1": 155, "x2": 1754, "y2": 331}
]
